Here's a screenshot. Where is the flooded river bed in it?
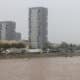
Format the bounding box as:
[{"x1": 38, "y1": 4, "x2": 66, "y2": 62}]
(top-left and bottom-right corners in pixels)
[{"x1": 0, "y1": 57, "x2": 80, "y2": 80}]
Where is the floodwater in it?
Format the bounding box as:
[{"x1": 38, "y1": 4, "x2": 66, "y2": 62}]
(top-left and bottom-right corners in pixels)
[{"x1": 0, "y1": 57, "x2": 80, "y2": 80}]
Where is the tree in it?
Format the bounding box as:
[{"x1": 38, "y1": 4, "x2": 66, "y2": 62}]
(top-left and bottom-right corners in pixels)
[
  {"x1": 59, "y1": 42, "x2": 69, "y2": 49},
  {"x1": 11, "y1": 43, "x2": 26, "y2": 48}
]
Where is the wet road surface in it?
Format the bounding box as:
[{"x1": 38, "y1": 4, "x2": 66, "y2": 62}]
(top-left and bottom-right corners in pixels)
[{"x1": 0, "y1": 57, "x2": 80, "y2": 80}]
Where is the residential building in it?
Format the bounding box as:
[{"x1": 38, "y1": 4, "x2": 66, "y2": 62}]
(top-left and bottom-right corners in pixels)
[
  {"x1": 0, "y1": 21, "x2": 16, "y2": 40},
  {"x1": 29, "y1": 7, "x2": 48, "y2": 49}
]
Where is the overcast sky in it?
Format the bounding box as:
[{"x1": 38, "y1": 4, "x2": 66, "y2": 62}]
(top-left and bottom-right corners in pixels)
[{"x1": 0, "y1": 0, "x2": 80, "y2": 44}]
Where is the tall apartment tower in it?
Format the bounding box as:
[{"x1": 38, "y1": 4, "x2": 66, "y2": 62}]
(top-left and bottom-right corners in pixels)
[
  {"x1": 29, "y1": 7, "x2": 48, "y2": 49},
  {"x1": 0, "y1": 21, "x2": 16, "y2": 40}
]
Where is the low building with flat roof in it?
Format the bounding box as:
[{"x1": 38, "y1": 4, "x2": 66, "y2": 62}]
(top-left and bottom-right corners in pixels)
[{"x1": 15, "y1": 32, "x2": 21, "y2": 41}]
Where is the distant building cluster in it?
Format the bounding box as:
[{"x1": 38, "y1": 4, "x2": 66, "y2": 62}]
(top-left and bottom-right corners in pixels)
[
  {"x1": 0, "y1": 21, "x2": 21, "y2": 41},
  {"x1": 0, "y1": 7, "x2": 48, "y2": 49}
]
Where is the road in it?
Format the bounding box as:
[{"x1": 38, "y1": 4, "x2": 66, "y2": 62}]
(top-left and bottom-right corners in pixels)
[{"x1": 0, "y1": 57, "x2": 80, "y2": 80}]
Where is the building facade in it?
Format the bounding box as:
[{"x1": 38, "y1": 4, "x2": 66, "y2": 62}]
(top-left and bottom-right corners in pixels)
[
  {"x1": 29, "y1": 7, "x2": 48, "y2": 49},
  {"x1": 0, "y1": 21, "x2": 16, "y2": 40},
  {"x1": 15, "y1": 32, "x2": 21, "y2": 41}
]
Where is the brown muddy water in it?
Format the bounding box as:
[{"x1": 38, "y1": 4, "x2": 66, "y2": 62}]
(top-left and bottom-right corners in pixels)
[{"x1": 0, "y1": 57, "x2": 80, "y2": 80}]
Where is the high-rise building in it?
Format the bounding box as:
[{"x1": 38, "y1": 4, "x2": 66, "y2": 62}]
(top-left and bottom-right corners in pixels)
[
  {"x1": 0, "y1": 21, "x2": 16, "y2": 40},
  {"x1": 0, "y1": 23, "x2": 6, "y2": 40},
  {"x1": 29, "y1": 7, "x2": 48, "y2": 49}
]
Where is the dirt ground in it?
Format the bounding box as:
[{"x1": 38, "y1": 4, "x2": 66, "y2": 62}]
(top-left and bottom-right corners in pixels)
[{"x1": 0, "y1": 57, "x2": 80, "y2": 80}]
